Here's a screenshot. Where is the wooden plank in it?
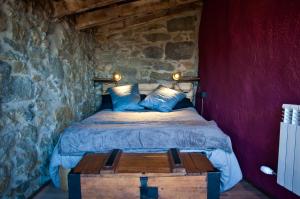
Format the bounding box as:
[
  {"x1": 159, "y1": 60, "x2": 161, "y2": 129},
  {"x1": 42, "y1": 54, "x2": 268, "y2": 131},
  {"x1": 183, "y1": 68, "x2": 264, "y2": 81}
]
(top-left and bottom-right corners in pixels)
[
  {"x1": 81, "y1": 176, "x2": 140, "y2": 199},
  {"x1": 148, "y1": 175, "x2": 207, "y2": 199},
  {"x1": 168, "y1": 148, "x2": 186, "y2": 173},
  {"x1": 52, "y1": 0, "x2": 125, "y2": 18},
  {"x1": 52, "y1": 1, "x2": 68, "y2": 18},
  {"x1": 116, "y1": 153, "x2": 171, "y2": 173},
  {"x1": 81, "y1": 175, "x2": 207, "y2": 199},
  {"x1": 93, "y1": 77, "x2": 117, "y2": 83},
  {"x1": 190, "y1": 152, "x2": 214, "y2": 173},
  {"x1": 181, "y1": 153, "x2": 199, "y2": 174},
  {"x1": 82, "y1": 154, "x2": 106, "y2": 174},
  {"x1": 74, "y1": 153, "x2": 106, "y2": 174},
  {"x1": 277, "y1": 122, "x2": 288, "y2": 187},
  {"x1": 178, "y1": 77, "x2": 201, "y2": 82},
  {"x1": 95, "y1": 3, "x2": 201, "y2": 37},
  {"x1": 101, "y1": 149, "x2": 122, "y2": 174},
  {"x1": 76, "y1": 0, "x2": 201, "y2": 30},
  {"x1": 73, "y1": 155, "x2": 89, "y2": 173}
]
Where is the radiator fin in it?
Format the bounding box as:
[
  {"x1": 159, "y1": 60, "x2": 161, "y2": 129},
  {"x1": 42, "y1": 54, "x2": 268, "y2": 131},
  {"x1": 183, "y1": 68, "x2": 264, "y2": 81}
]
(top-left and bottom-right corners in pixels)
[{"x1": 277, "y1": 104, "x2": 300, "y2": 196}]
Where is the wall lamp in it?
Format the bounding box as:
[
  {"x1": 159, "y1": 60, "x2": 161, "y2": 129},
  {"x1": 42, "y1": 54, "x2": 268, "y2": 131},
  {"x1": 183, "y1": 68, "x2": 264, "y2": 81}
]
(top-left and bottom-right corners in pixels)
[
  {"x1": 112, "y1": 72, "x2": 122, "y2": 82},
  {"x1": 172, "y1": 72, "x2": 200, "y2": 82},
  {"x1": 172, "y1": 72, "x2": 182, "y2": 81},
  {"x1": 94, "y1": 72, "x2": 122, "y2": 84},
  {"x1": 171, "y1": 71, "x2": 200, "y2": 93}
]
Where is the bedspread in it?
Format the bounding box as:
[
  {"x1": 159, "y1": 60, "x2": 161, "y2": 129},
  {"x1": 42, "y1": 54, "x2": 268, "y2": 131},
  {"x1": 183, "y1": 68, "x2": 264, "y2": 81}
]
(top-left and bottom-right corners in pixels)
[
  {"x1": 58, "y1": 108, "x2": 232, "y2": 155},
  {"x1": 50, "y1": 108, "x2": 242, "y2": 191}
]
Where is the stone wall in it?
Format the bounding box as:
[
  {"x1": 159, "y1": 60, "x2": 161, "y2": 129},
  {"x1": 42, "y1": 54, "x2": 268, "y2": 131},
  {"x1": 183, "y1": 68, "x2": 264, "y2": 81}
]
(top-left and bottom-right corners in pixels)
[
  {"x1": 95, "y1": 12, "x2": 201, "y2": 84},
  {"x1": 0, "y1": 0, "x2": 97, "y2": 198}
]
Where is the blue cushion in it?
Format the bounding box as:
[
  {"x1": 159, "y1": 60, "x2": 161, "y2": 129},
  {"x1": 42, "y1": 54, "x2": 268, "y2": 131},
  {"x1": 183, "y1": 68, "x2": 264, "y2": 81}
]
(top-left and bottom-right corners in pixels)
[
  {"x1": 139, "y1": 85, "x2": 186, "y2": 112},
  {"x1": 108, "y1": 84, "x2": 144, "y2": 111}
]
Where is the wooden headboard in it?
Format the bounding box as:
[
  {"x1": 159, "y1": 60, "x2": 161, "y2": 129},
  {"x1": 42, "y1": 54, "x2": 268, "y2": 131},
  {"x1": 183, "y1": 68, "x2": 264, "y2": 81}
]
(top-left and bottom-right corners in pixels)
[{"x1": 102, "y1": 82, "x2": 197, "y2": 104}]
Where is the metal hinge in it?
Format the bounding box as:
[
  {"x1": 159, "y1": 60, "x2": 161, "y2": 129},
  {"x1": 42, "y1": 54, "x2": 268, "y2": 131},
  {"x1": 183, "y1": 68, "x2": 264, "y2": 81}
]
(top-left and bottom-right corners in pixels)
[{"x1": 140, "y1": 176, "x2": 158, "y2": 199}]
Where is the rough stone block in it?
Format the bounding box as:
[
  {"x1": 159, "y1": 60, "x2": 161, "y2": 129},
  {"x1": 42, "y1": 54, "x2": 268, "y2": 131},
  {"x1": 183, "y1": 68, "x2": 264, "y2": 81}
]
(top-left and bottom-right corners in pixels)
[
  {"x1": 180, "y1": 61, "x2": 195, "y2": 69},
  {"x1": 150, "y1": 71, "x2": 171, "y2": 80},
  {"x1": 3, "y1": 37, "x2": 21, "y2": 51},
  {"x1": 7, "y1": 76, "x2": 35, "y2": 101},
  {"x1": 21, "y1": 125, "x2": 38, "y2": 142},
  {"x1": 0, "y1": 10, "x2": 7, "y2": 32},
  {"x1": 49, "y1": 58, "x2": 64, "y2": 79},
  {"x1": 119, "y1": 65, "x2": 137, "y2": 75},
  {"x1": 143, "y1": 46, "x2": 163, "y2": 59},
  {"x1": 167, "y1": 16, "x2": 196, "y2": 32},
  {"x1": 165, "y1": 42, "x2": 194, "y2": 60},
  {"x1": 153, "y1": 63, "x2": 174, "y2": 71},
  {"x1": 12, "y1": 61, "x2": 27, "y2": 74},
  {"x1": 12, "y1": 142, "x2": 38, "y2": 187},
  {"x1": 144, "y1": 33, "x2": 171, "y2": 42},
  {"x1": 54, "y1": 106, "x2": 74, "y2": 132},
  {"x1": 0, "y1": 61, "x2": 12, "y2": 97},
  {"x1": 0, "y1": 164, "x2": 10, "y2": 193}
]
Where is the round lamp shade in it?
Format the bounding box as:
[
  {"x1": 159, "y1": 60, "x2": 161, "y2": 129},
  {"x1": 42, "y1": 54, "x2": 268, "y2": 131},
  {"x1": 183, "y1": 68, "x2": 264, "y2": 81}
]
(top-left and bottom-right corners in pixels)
[
  {"x1": 172, "y1": 72, "x2": 181, "y2": 81},
  {"x1": 113, "y1": 72, "x2": 122, "y2": 82}
]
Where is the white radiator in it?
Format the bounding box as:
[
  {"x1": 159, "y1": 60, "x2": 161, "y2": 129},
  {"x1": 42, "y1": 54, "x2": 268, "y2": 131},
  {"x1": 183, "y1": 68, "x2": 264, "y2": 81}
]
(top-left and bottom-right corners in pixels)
[{"x1": 277, "y1": 104, "x2": 300, "y2": 196}]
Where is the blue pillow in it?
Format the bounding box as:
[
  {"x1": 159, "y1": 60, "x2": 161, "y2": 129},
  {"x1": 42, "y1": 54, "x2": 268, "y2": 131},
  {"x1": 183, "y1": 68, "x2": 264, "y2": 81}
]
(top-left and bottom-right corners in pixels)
[
  {"x1": 139, "y1": 85, "x2": 186, "y2": 112},
  {"x1": 108, "y1": 84, "x2": 144, "y2": 111}
]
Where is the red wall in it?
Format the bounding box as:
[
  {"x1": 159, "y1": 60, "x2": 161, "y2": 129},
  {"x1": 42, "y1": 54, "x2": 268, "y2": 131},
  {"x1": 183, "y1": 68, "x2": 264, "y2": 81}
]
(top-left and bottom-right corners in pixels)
[{"x1": 196, "y1": 0, "x2": 300, "y2": 198}]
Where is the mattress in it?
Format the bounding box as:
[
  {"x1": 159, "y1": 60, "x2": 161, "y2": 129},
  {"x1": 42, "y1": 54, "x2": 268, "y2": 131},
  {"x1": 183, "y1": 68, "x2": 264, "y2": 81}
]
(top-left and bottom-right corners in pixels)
[{"x1": 49, "y1": 108, "x2": 242, "y2": 191}]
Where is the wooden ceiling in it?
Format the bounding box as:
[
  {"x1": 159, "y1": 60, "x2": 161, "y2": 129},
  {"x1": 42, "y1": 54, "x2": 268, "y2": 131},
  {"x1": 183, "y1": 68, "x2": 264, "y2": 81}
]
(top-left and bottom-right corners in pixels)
[{"x1": 52, "y1": 0, "x2": 203, "y2": 40}]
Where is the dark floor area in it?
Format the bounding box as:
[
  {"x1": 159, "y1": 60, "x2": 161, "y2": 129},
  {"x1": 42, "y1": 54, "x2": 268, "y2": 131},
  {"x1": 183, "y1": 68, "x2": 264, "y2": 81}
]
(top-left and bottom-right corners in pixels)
[{"x1": 33, "y1": 180, "x2": 269, "y2": 199}]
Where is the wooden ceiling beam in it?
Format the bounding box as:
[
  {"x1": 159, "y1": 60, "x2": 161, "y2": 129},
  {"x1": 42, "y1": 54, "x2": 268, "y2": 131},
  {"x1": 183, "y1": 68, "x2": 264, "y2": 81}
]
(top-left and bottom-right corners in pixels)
[
  {"x1": 95, "y1": 3, "x2": 201, "y2": 39},
  {"x1": 52, "y1": 0, "x2": 126, "y2": 18},
  {"x1": 75, "y1": 0, "x2": 201, "y2": 30}
]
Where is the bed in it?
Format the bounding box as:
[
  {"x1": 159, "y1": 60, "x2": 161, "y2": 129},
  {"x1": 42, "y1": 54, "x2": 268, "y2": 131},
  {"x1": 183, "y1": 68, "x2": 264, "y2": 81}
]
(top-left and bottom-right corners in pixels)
[{"x1": 49, "y1": 83, "x2": 242, "y2": 192}]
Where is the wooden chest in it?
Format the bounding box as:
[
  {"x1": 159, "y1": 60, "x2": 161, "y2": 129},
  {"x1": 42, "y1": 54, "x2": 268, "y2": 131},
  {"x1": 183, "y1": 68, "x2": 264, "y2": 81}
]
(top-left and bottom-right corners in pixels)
[{"x1": 68, "y1": 149, "x2": 220, "y2": 199}]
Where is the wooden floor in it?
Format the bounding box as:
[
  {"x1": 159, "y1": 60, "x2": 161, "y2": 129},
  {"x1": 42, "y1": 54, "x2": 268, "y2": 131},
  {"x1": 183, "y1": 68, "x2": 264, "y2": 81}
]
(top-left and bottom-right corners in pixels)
[
  {"x1": 33, "y1": 180, "x2": 269, "y2": 199},
  {"x1": 220, "y1": 181, "x2": 269, "y2": 199}
]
